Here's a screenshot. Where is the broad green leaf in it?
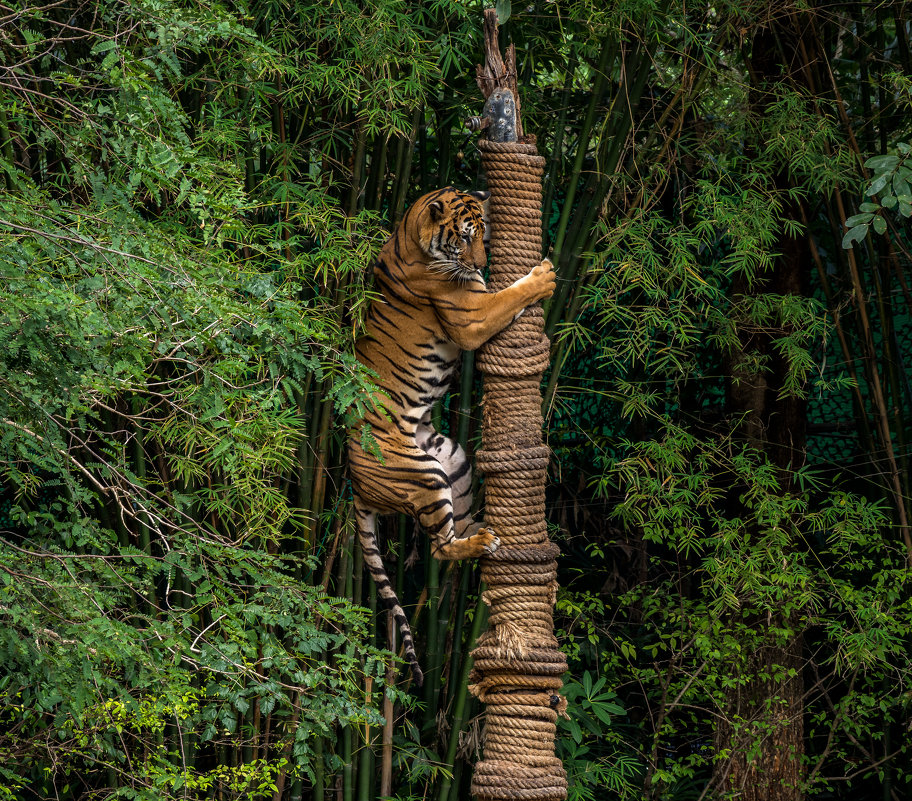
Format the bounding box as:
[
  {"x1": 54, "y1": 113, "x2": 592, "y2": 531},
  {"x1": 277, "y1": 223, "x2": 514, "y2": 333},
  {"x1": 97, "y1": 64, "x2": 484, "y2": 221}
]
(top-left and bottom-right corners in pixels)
[
  {"x1": 867, "y1": 174, "x2": 889, "y2": 195},
  {"x1": 842, "y1": 223, "x2": 868, "y2": 249},
  {"x1": 864, "y1": 154, "x2": 898, "y2": 170},
  {"x1": 844, "y1": 213, "x2": 873, "y2": 227}
]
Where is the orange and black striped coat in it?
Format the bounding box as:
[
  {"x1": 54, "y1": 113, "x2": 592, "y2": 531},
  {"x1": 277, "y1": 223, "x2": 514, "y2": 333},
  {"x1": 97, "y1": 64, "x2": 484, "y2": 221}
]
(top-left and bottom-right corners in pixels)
[{"x1": 348, "y1": 187, "x2": 555, "y2": 684}]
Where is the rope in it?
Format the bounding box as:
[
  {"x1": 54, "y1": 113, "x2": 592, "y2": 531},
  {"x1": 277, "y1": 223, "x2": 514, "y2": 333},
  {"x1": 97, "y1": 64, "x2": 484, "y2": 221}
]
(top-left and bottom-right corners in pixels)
[{"x1": 470, "y1": 138, "x2": 568, "y2": 801}]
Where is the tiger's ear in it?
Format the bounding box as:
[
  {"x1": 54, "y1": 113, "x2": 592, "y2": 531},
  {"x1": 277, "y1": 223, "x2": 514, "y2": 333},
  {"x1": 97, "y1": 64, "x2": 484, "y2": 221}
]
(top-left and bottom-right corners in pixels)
[
  {"x1": 473, "y1": 191, "x2": 491, "y2": 245},
  {"x1": 428, "y1": 200, "x2": 445, "y2": 222}
]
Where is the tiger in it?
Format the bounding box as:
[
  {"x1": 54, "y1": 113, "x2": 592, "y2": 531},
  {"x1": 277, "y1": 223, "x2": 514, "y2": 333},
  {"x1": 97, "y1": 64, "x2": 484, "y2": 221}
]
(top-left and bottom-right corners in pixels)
[{"x1": 348, "y1": 186, "x2": 556, "y2": 685}]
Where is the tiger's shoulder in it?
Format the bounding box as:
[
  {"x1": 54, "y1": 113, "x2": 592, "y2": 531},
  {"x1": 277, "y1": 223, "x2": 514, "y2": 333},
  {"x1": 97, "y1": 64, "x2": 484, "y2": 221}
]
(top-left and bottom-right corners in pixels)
[{"x1": 355, "y1": 187, "x2": 491, "y2": 421}]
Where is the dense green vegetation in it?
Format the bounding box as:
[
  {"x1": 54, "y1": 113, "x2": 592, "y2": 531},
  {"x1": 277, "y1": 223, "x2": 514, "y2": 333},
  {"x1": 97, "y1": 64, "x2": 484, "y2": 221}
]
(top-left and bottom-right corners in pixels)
[{"x1": 1, "y1": 0, "x2": 911, "y2": 799}]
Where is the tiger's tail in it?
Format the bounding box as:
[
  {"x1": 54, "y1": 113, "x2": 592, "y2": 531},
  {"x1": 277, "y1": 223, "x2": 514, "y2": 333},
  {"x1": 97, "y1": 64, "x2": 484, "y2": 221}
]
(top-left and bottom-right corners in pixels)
[{"x1": 353, "y1": 500, "x2": 424, "y2": 686}]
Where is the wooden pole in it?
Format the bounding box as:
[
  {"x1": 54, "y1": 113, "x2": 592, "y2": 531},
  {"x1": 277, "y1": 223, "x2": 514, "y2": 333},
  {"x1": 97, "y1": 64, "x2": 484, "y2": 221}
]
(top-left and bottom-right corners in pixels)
[{"x1": 468, "y1": 10, "x2": 568, "y2": 801}]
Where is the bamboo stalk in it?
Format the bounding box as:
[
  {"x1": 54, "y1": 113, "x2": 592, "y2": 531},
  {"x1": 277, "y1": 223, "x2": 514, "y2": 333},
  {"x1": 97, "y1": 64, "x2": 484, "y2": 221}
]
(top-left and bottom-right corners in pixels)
[
  {"x1": 357, "y1": 669, "x2": 375, "y2": 800},
  {"x1": 798, "y1": 204, "x2": 875, "y2": 447},
  {"x1": 380, "y1": 614, "x2": 396, "y2": 798},
  {"x1": 444, "y1": 564, "x2": 472, "y2": 710},
  {"x1": 418, "y1": 112, "x2": 429, "y2": 193},
  {"x1": 894, "y1": 6, "x2": 911, "y2": 73},
  {"x1": 874, "y1": 10, "x2": 889, "y2": 154},
  {"x1": 541, "y1": 47, "x2": 580, "y2": 253},
  {"x1": 364, "y1": 134, "x2": 389, "y2": 212},
  {"x1": 436, "y1": 594, "x2": 489, "y2": 801},
  {"x1": 347, "y1": 118, "x2": 367, "y2": 218},
  {"x1": 543, "y1": 42, "x2": 703, "y2": 411},
  {"x1": 548, "y1": 43, "x2": 613, "y2": 262},
  {"x1": 396, "y1": 514, "x2": 406, "y2": 604},
  {"x1": 360, "y1": 579, "x2": 379, "y2": 801},
  {"x1": 342, "y1": 529, "x2": 355, "y2": 801},
  {"x1": 802, "y1": 13, "x2": 912, "y2": 560},
  {"x1": 341, "y1": 725, "x2": 353, "y2": 801},
  {"x1": 542, "y1": 226, "x2": 600, "y2": 414},
  {"x1": 545, "y1": 38, "x2": 652, "y2": 338},
  {"x1": 391, "y1": 107, "x2": 423, "y2": 225},
  {"x1": 434, "y1": 70, "x2": 455, "y2": 188},
  {"x1": 311, "y1": 736, "x2": 323, "y2": 801},
  {"x1": 304, "y1": 391, "x2": 333, "y2": 555},
  {"x1": 431, "y1": 562, "x2": 455, "y2": 707},
  {"x1": 456, "y1": 351, "x2": 475, "y2": 450},
  {"x1": 421, "y1": 537, "x2": 441, "y2": 729},
  {"x1": 837, "y1": 193, "x2": 912, "y2": 565}
]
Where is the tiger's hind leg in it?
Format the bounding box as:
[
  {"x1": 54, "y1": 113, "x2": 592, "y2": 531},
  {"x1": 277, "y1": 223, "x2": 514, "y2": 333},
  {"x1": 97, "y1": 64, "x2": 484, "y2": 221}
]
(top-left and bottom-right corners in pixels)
[
  {"x1": 353, "y1": 496, "x2": 424, "y2": 685},
  {"x1": 415, "y1": 424, "x2": 500, "y2": 558},
  {"x1": 349, "y1": 432, "x2": 496, "y2": 561}
]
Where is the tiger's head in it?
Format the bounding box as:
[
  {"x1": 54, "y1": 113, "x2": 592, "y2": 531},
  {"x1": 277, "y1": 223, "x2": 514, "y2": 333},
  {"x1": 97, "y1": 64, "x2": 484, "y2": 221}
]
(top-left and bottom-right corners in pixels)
[{"x1": 414, "y1": 187, "x2": 490, "y2": 281}]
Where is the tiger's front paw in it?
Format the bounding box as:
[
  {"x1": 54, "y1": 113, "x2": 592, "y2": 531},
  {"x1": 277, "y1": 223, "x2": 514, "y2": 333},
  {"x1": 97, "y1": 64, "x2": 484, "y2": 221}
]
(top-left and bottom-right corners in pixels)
[
  {"x1": 527, "y1": 258, "x2": 556, "y2": 302},
  {"x1": 479, "y1": 528, "x2": 500, "y2": 555}
]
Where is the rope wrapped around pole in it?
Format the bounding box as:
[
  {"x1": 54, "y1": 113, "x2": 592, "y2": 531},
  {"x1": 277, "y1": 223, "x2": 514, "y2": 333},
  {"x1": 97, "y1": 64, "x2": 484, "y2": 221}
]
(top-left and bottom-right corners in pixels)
[{"x1": 469, "y1": 138, "x2": 568, "y2": 801}]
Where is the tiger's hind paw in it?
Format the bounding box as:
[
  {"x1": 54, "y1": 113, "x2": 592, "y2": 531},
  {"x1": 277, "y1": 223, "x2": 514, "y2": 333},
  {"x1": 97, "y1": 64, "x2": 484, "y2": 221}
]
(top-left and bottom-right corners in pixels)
[{"x1": 435, "y1": 527, "x2": 500, "y2": 560}]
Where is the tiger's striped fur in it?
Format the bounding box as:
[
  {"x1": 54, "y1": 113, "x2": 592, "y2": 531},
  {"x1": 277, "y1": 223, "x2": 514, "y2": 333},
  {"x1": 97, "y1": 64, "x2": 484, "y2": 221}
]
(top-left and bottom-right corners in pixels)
[{"x1": 348, "y1": 187, "x2": 556, "y2": 685}]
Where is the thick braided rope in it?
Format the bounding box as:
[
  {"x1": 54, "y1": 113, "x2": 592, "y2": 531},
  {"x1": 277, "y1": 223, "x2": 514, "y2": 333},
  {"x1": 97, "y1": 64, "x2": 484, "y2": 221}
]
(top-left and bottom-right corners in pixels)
[{"x1": 470, "y1": 139, "x2": 568, "y2": 801}]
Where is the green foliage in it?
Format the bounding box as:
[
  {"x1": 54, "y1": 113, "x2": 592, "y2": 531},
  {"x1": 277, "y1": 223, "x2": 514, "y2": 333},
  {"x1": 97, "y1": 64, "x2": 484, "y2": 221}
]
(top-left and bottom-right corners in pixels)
[
  {"x1": 4, "y1": 0, "x2": 912, "y2": 799},
  {"x1": 546, "y1": 6, "x2": 912, "y2": 795},
  {"x1": 844, "y1": 145, "x2": 912, "y2": 247},
  {"x1": 558, "y1": 672, "x2": 639, "y2": 801},
  {"x1": 0, "y1": 0, "x2": 404, "y2": 795}
]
